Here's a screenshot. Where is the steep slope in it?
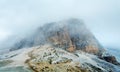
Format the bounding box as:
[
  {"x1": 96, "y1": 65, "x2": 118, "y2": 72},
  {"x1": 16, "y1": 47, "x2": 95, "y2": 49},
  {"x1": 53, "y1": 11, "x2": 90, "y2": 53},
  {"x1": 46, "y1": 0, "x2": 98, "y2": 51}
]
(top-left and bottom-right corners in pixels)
[
  {"x1": 10, "y1": 18, "x2": 105, "y2": 55},
  {"x1": 0, "y1": 45, "x2": 120, "y2": 72},
  {"x1": 9, "y1": 18, "x2": 120, "y2": 66},
  {"x1": 1, "y1": 18, "x2": 118, "y2": 72}
]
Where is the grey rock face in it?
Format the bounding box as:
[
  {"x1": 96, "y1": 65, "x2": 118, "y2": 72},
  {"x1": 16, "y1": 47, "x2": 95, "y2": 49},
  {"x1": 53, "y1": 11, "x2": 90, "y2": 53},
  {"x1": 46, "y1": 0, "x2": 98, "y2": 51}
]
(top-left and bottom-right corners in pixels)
[
  {"x1": 10, "y1": 18, "x2": 104, "y2": 55},
  {"x1": 9, "y1": 18, "x2": 120, "y2": 66}
]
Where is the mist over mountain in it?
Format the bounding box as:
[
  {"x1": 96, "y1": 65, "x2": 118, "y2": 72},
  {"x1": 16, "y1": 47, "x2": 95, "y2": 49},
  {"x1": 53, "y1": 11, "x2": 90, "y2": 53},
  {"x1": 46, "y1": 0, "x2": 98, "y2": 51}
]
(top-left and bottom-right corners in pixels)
[
  {"x1": 0, "y1": 18, "x2": 120, "y2": 72},
  {"x1": 10, "y1": 18, "x2": 105, "y2": 55},
  {"x1": 0, "y1": 0, "x2": 120, "y2": 72}
]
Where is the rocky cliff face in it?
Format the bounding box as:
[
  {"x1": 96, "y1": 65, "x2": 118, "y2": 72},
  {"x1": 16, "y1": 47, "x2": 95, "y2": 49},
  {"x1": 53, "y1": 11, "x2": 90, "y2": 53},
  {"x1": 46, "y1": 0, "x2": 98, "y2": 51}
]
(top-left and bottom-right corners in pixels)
[
  {"x1": 2, "y1": 18, "x2": 119, "y2": 72},
  {"x1": 1, "y1": 45, "x2": 120, "y2": 72},
  {"x1": 10, "y1": 18, "x2": 105, "y2": 56}
]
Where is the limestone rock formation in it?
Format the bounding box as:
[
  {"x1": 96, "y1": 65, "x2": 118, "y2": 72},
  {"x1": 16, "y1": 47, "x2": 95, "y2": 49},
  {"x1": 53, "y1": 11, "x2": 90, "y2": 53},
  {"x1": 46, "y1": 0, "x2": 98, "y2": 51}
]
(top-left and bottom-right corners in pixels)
[
  {"x1": 10, "y1": 18, "x2": 105, "y2": 56},
  {"x1": 100, "y1": 56, "x2": 120, "y2": 65},
  {"x1": 26, "y1": 45, "x2": 87, "y2": 72},
  {"x1": 1, "y1": 45, "x2": 120, "y2": 72},
  {"x1": 1, "y1": 18, "x2": 119, "y2": 72}
]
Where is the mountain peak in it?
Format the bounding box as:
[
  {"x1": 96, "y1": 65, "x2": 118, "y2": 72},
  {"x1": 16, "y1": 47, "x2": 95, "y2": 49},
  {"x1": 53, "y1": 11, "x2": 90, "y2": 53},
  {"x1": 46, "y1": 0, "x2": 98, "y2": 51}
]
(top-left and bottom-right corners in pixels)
[
  {"x1": 1, "y1": 18, "x2": 120, "y2": 72},
  {"x1": 10, "y1": 18, "x2": 104, "y2": 56}
]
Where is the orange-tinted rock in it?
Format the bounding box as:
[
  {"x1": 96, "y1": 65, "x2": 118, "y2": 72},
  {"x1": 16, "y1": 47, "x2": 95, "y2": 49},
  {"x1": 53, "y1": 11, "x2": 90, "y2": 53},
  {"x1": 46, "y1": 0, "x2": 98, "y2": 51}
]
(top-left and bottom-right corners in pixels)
[{"x1": 10, "y1": 18, "x2": 105, "y2": 56}]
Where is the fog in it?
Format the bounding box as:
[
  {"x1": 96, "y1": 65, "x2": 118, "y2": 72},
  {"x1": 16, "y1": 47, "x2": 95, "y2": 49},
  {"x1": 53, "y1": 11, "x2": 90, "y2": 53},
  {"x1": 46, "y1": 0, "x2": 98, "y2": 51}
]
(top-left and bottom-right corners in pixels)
[{"x1": 0, "y1": 0, "x2": 120, "y2": 48}]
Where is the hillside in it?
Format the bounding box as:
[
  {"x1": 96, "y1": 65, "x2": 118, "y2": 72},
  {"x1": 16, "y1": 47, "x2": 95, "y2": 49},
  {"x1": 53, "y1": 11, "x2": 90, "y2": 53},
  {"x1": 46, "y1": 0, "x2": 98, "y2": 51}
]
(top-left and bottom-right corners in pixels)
[{"x1": 0, "y1": 18, "x2": 120, "y2": 72}]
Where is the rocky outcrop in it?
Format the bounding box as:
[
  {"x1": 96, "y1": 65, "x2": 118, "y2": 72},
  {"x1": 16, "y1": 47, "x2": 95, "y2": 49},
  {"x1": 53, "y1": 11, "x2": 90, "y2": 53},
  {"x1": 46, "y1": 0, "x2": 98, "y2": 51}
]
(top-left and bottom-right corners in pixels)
[
  {"x1": 25, "y1": 45, "x2": 120, "y2": 72},
  {"x1": 100, "y1": 56, "x2": 120, "y2": 65},
  {"x1": 0, "y1": 45, "x2": 120, "y2": 72},
  {"x1": 25, "y1": 45, "x2": 88, "y2": 72},
  {"x1": 10, "y1": 18, "x2": 105, "y2": 56},
  {"x1": 8, "y1": 18, "x2": 120, "y2": 68}
]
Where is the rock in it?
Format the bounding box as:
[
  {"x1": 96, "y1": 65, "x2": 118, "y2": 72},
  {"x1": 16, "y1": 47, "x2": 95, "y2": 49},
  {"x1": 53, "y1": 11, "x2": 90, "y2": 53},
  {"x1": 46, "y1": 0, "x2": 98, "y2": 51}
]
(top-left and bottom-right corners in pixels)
[
  {"x1": 7, "y1": 18, "x2": 120, "y2": 70},
  {"x1": 25, "y1": 45, "x2": 120, "y2": 72},
  {"x1": 100, "y1": 56, "x2": 120, "y2": 65},
  {"x1": 10, "y1": 18, "x2": 105, "y2": 56},
  {"x1": 26, "y1": 45, "x2": 88, "y2": 72},
  {"x1": 1, "y1": 45, "x2": 120, "y2": 72}
]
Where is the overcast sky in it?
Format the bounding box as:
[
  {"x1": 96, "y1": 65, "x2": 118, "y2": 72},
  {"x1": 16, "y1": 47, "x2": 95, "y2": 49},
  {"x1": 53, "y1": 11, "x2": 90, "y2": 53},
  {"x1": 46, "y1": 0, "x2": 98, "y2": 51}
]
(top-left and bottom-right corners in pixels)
[{"x1": 0, "y1": 0, "x2": 120, "y2": 48}]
